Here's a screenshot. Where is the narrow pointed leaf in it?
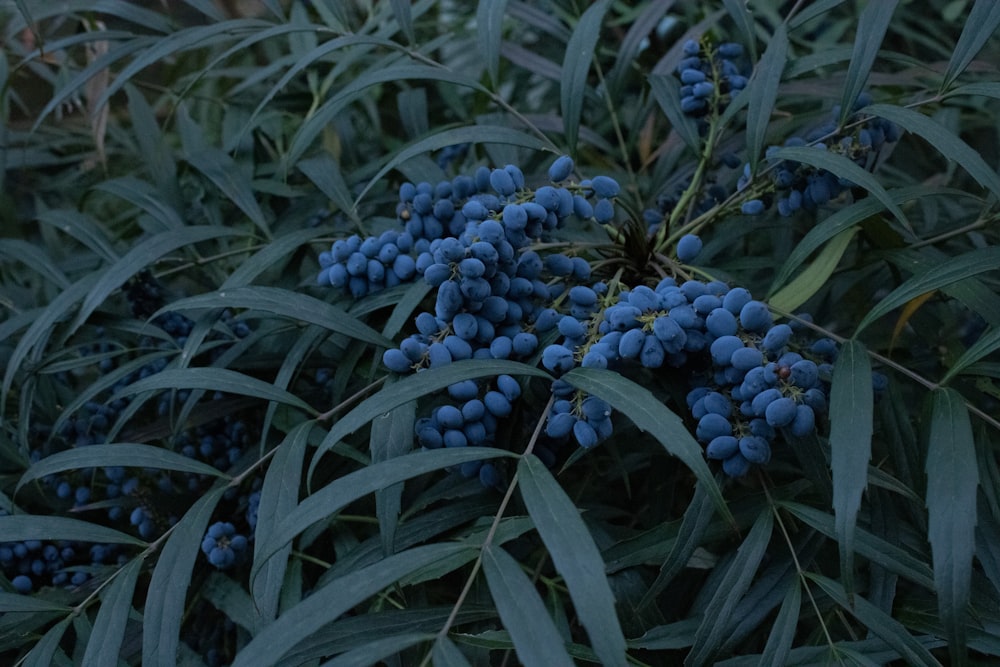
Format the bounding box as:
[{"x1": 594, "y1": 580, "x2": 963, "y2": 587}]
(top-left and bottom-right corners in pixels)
[
  {"x1": 35, "y1": 209, "x2": 119, "y2": 263},
  {"x1": 855, "y1": 246, "x2": 1000, "y2": 333},
  {"x1": 686, "y1": 509, "x2": 773, "y2": 666},
  {"x1": 781, "y1": 502, "x2": 935, "y2": 590},
  {"x1": 234, "y1": 544, "x2": 475, "y2": 667},
  {"x1": 0, "y1": 239, "x2": 70, "y2": 289},
  {"x1": 322, "y1": 632, "x2": 432, "y2": 667},
  {"x1": 372, "y1": 394, "x2": 415, "y2": 556},
  {"x1": 251, "y1": 421, "x2": 312, "y2": 631},
  {"x1": 18, "y1": 443, "x2": 227, "y2": 492},
  {"x1": 255, "y1": 447, "x2": 516, "y2": 577},
  {"x1": 649, "y1": 74, "x2": 701, "y2": 153},
  {"x1": 722, "y1": 0, "x2": 757, "y2": 61},
  {"x1": 433, "y1": 635, "x2": 474, "y2": 666},
  {"x1": 758, "y1": 579, "x2": 801, "y2": 667},
  {"x1": 862, "y1": 103, "x2": 1000, "y2": 201},
  {"x1": 3, "y1": 273, "x2": 98, "y2": 401},
  {"x1": 829, "y1": 338, "x2": 872, "y2": 599},
  {"x1": 482, "y1": 544, "x2": 575, "y2": 667},
  {"x1": 768, "y1": 226, "x2": 858, "y2": 313},
  {"x1": 940, "y1": 326, "x2": 1000, "y2": 385},
  {"x1": 746, "y1": 24, "x2": 787, "y2": 174},
  {"x1": 0, "y1": 515, "x2": 146, "y2": 546},
  {"x1": 388, "y1": 0, "x2": 413, "y2": 43},
  {"x1": 807, "y1": 573, "x2": 942, "y2": 667},
  {"x1": 518, "y1": 454, "x2": 627, "y2": 667},
  {"x1": 926, "y1": 388, "x2": 978, "y2": 667},
  {"x1": 562, "y1": 367, "x2": 732, "y2": 525},
  {"x1": 111, "y1": 368, "x2": 318, "y2": 417},
  {"x1": 297, "y1": 154, "x2": 360, "y2": 226},
  {"x1": 942, "y1": 0, "x2": 1000, "y2": 90},
  {"x1": 156, "y1": 286, "x2": 392, "y2": 348},
  {"x1": 477, "y1": 0, "x2": 509, "y2": 86},
  {"x1": 0, "y1": 593, "x2": 72, "y2": 613},
  {"x1": 143, "y1": 488, "x2": 227, "y2": 666},
  {"x1": 839, "y1": 1, "x2": 899, "y2": 124},
  {"x1": 560, "y1": 0, "x2": 613, "y2": 152},
  {"x1": 81, "y1": 556, "x2": 143, "y2": 667},
  {"x1": 21, "y1": 617, "x2": 72, "y2": 667}
]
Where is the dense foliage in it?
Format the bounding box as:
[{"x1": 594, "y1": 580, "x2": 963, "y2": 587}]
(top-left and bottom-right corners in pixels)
[{"x1": 2, "y1": 1, "x2": 1000, "y2": 665}]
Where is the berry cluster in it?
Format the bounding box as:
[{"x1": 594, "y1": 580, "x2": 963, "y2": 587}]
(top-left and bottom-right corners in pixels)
[
  {"x1": 676, "y1": 39, "x2": 748, "y2": 119},
  {"x1": 200, "y1": 521, "x2": 249, "y2": 570},
  {"x1": 310, "y1": 155, "x2": 880, "y2": 481},
  {"x1": 738, "y1": 93, "x2": 901, "y2": 216}
]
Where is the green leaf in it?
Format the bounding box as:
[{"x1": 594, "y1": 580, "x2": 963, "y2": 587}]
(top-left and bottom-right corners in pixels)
[
  {"x1": 222, "y1": 227, "x2": 332, "y2": 289},
  {"x1": 0, "y1": 515, "x2": 146, "y2": 547},
  {"x1": 829, "y1": 338, "x2": 873, "y2": 599},
  {"x1": 20, "y1": 617, "x2": 72, "y2": 667},
  {"x1": 18, "y1": 444, "x2": 227, "y2": 493},
  {"x1": 0, "y1": 593, "x2": 71, "y2": 613},
  {"x1": 321, "y1": 633, "x2": 432, "y2": 667},
  {"x1": 769, "y1": 146, "x2": 907, "y2": 226},
  {"x1": 839, "y1": 0, "x2": 899, "y2": 125},
  {"x1": 388, "y1": 0, "x2": 414, "y2": 43},
  {"x1": 35, "y1": 209, "x2": 119, "y2": 263},
  {"x1": 235, "y1": 544, "x2": 476, "y2": 667},
  {"x1": 517, "y1": 454, "x2": 627, "y2": 667},
  {"x1": 0, "y1": 239, "x2": 70, "y2": 289},
  {"x1": 309, "y1": 360, "x2": 550, "y2": 480},
  {"x1": 560, "y1": 0, "x2": 613, "y2": 153},
  {"x1": 284, "y1": 63, "x2": 495, "y2": 173},
  {"x1": 2, "y1": 273, "x2": 99, "y2": 404},
  {"x1": 769, "y1": 226, "x2": 858, "y2": 313},
  {"x1": 177, "y1": 105, "x2": 270, "y2": 236},
  {"x1": 745, "y1": 24, "x2": 787, "y2": 174},
  {"x1": 940, "y1": 326, "x2": 1000, "y2": 385},
  {"x1": 126, "y1": 84, "x2": 175, "y2": 193},
  {"x1": 561, "y1": 367, "x2": 732, "y2": 525},
  {"x1": 649, "y1": 74, "x2": 702, "y2": 154},
  {"x1": 432, "y1": 635, "x2": 474, "y2": 666},
  {"x1": 781, "y1": 501, "x2": 935, "y2": 590},
  {"x1": 81, "y1": 556, "x2": 143, "y2": 667},
  {"x1": 862, "y1": 103, "x2": 1000, "y2": 201},
  {"x1": 93, "y1": 177, "x2": 184, "y2": 230},
  {"x1": 807, "y1": 573, "x2": 942, "y2": 667},
  {"x1": 482, "y1": 544, "x2": 576, "y2": 667},
  {"x1": 255, "y1": 447, "x2": 517, "y2": 578},
  {"x1": 371, "y1": 394, "x2": 415, "y2": 557},
  {"x1": 354, "y1": 125, "x2": 553, "y2": 206},
  {"x1": 68, "y1": 226, "x2": 247, "y2": 336},
  {"x1": 110, "y1": 368, "x2": 318, "y2": 417},
  {"x1": 942, "y1": 0, "x2": 1000, "y2": 90},
  {"x1": 855, "y1": 246, "x2": 1000, "y2": 334},
  {"x1": 686, "y1": 509, "x2": 773, "y2": 666},
  {"x1": 143, "y1": 488, "x2": 227, "y2": 666},
  {"x1": 768, "y1": 185, "x2": 943, "y2": 296},
  {"x1": 758, "y1": 579, "x2": 801, "y2": 667},
  {"x1": 605, "y1": 0, "x2": 673, "y2": 101},
  {"x1": 297, "y1": 154, "x2": 361, "y2": 227},
  {"x1": 638, "y1": 478, "x2": 718, "y2": 610},
  {"x1": 926, "y1": 388, "x2": 978, "y2": 667},
  {"x1": 477, "y1": 0, "x2": 509, "y2": 86},
  {"x1": 251, "y1": 421, "x2": 312, "y2": 632},
  {"x1": 157, "y1": 285, "x2": 393, "y2": 348}
]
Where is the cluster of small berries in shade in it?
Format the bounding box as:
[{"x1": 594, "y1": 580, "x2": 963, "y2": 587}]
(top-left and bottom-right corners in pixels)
[
  {"x1": 2, "y1": 274, "x2": 262, "y2": 594},
  {"x1": 676, "y1": 38, "x2": 748, "y2": 119},
  {"x1": 314, "y1": 155, "x2": 881, "y2": 486},
  {"x1": 735, "y1": 92, "x2": 901, "y2": 217}
]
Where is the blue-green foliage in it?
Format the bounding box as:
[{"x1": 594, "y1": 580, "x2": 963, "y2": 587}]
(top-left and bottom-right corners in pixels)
[{"x1": 1, "y1": 1, "x2": 998, "y2": 665}]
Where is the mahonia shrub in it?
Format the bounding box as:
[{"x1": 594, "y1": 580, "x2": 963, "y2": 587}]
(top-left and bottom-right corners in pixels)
[{"x1": 1, "y1": 1, "x2": 999, "y2": 665}]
